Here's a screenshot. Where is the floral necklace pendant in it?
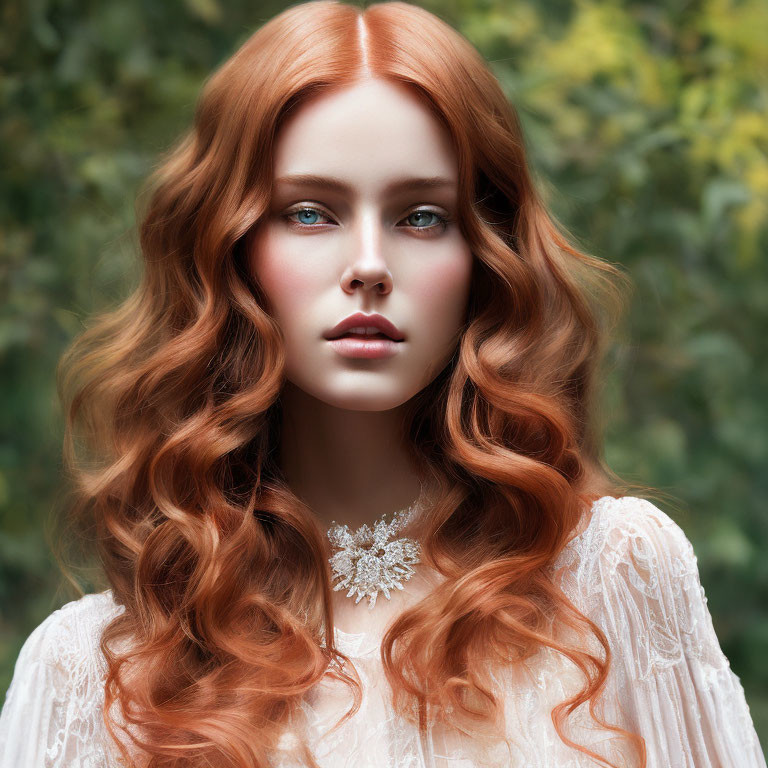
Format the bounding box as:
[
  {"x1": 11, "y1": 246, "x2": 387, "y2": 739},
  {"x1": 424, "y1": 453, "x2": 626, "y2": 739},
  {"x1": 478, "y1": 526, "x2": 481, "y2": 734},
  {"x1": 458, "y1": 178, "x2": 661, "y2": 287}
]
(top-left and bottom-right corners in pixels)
[{"x1": 327, "y1": 499, "x2": 422, "y2": 610}]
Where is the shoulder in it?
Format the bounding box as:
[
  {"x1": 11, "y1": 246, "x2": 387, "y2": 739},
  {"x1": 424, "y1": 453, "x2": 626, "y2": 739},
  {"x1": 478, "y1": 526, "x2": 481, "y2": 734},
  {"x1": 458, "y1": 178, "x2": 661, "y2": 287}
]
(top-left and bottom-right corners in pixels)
[
  {"x1": 587, "y1": 494, "x2": 694, "y2": 569},
  {"x1": 555, "y1": 494, "x2": 695, "y2": 577},
  {"x1": 554, "y1": 501, "x2": 764, "y2": 761},
  {"x1": 553, "y1": 495, "x2": 704, "y2": 627},
  {"x1": 0, "y1": 592, "x2": 127, "y2": 763},
  {"x1": 557, "y1": 496, "x2": 730, "y2": 673},
  {"x1": 15, "y1": 589, "x2": 124, "y2": 673}
]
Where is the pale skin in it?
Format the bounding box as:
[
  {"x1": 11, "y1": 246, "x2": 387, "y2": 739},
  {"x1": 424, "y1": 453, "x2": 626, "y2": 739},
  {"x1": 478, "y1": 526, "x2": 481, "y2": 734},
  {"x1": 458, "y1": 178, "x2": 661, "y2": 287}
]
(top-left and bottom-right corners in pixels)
[{"x1": 248, "y1": 77, "x2": 473, "y2": 632}]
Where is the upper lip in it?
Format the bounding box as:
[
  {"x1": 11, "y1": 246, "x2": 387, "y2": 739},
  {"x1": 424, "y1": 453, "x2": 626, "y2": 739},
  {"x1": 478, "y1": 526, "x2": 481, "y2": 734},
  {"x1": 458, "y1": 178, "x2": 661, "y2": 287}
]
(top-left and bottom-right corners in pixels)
[{"x1": 324, "y1": 312, "x2": 405, "y2": 341}]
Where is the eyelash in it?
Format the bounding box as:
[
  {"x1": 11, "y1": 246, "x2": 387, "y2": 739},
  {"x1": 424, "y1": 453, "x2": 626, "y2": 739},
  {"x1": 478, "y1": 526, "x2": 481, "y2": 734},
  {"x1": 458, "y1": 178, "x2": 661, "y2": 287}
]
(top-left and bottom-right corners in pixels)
[{"x1": 282, "y1": 205, "x2": 451, "y2": 236}]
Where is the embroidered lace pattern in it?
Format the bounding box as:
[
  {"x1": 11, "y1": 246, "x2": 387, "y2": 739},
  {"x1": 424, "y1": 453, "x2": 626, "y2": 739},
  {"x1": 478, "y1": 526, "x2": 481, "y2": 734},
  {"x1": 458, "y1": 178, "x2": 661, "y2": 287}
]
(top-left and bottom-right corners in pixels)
[{"x1": 0, "y1": 496, "x2": 764, "y2": 767}]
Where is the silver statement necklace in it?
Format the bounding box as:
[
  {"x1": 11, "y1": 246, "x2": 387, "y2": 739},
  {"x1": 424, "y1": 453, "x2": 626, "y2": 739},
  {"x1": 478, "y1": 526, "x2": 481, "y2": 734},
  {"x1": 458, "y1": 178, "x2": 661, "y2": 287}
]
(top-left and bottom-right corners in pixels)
[{"x1": 326, "y1": 498, "x2": 422, "y2": 610}]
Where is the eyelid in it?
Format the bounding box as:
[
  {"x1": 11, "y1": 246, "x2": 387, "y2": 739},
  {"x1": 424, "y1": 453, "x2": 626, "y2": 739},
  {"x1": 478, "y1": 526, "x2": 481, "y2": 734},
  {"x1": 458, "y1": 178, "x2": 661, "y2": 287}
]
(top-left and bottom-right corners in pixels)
[{"x1": 282, "y1": 203, "x2": 451, "y2": 229}]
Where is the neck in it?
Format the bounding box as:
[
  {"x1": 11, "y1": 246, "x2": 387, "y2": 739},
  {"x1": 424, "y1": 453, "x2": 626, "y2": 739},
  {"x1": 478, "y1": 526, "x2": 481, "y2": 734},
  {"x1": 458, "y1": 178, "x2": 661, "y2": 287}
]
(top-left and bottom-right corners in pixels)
[{"x1": 277, "y1": 381, "x2": 425, "y2": 531}]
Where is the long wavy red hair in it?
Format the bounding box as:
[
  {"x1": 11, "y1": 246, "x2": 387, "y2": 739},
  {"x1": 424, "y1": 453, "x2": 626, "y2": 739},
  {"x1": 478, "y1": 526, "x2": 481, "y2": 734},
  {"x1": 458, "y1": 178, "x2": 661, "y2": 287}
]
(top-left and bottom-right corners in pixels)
[{"x1": 51, "y1": 1, "x2": 666, "y2": 766}]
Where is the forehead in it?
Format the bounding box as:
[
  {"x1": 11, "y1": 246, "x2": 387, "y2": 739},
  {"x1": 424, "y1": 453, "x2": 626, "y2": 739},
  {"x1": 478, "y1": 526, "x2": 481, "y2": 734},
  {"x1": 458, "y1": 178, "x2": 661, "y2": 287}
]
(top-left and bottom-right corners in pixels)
[{"x1": 272, "y1": 78, "x2": 458, "y2": 197}]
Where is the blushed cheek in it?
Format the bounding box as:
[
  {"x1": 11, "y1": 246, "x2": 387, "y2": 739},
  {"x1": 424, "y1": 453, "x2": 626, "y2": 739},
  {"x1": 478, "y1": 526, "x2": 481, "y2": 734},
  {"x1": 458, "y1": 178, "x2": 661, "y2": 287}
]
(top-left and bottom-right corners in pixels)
[
  {"x1": 413, "y1": 252, "x2": 473, "y2": 337},
  {"x1": 250, "y1": 232, "x2": 318, "y2": 313}
]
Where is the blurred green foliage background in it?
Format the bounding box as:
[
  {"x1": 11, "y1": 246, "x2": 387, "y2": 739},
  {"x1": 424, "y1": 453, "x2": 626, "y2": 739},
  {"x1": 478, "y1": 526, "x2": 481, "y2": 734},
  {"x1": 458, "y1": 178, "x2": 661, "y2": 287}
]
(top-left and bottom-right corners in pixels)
[{"x1": 1, "y1": 0, "x2": 766, "y2": 754}]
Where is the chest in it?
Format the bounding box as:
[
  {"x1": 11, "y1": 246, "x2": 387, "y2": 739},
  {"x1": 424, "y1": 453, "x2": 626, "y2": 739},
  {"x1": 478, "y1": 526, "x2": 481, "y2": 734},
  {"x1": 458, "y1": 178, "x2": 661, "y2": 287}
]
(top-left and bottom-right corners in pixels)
[{"x1": 271, "y1": 640, "x2": 631, "y2": 768}]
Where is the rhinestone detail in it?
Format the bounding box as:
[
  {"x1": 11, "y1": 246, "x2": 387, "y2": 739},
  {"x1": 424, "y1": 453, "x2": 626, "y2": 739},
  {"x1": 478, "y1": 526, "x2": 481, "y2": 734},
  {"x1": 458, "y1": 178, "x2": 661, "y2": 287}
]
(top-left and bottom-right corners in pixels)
[{"x1": 327, "y1": 499, "x2": 422, "y2": 610}]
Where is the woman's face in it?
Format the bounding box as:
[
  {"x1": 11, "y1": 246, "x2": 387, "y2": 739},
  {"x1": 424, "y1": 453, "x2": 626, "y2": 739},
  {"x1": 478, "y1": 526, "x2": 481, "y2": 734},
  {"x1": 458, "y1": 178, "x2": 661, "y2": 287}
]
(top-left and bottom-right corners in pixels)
[{"x1": 249, "y1": 77, "x2": 473, "y2": 411}]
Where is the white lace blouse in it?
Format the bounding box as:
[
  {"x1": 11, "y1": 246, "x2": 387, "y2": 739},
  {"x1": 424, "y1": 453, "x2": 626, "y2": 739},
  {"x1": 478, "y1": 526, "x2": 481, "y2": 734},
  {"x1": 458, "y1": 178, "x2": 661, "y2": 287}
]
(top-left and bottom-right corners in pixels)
[{"x1": 0, "y1": 495, "x2": 764, "y2": 767}]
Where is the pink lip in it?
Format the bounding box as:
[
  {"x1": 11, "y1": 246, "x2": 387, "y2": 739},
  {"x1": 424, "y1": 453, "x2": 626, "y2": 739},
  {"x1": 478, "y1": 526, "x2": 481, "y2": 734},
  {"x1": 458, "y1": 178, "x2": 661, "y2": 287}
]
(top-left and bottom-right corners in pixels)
[
  {"x1": 324, "y1": 311, "x2": 405, "y2": 342},
  {"x1": 326, "y1": 337, "x2": 401, "y2": 359}
]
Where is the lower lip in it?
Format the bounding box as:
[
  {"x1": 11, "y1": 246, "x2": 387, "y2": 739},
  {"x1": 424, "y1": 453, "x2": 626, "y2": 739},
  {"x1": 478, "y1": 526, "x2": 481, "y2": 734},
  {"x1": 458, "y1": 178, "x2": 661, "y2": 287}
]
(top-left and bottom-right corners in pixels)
[{"x1": 326, "y1": 336, "x2": 402, "y2": 358}]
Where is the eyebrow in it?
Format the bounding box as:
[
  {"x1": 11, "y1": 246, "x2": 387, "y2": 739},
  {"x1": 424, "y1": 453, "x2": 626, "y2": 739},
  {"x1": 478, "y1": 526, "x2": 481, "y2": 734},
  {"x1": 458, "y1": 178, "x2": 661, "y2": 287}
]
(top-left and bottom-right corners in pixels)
[{"x1": 274, "y1": 173, "x2": 457, "y2": 196}]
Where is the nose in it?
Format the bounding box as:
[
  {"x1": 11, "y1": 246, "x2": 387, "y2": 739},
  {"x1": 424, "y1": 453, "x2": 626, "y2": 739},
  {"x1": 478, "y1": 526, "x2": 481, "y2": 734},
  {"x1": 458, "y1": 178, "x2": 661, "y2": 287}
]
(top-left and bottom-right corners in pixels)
[{"x1": 340, "y1": 209, "x2": 393, "y2": 296}]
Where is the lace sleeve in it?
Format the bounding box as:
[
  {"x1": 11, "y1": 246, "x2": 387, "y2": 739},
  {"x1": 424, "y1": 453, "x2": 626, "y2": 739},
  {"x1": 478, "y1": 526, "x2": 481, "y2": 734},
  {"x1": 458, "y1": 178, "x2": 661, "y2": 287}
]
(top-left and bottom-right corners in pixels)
[
  {"x1": 0, "y1": 595, "x2": 117, "y2": 768},
  {"x1": 590, "y1": 497, "x2": 766, "y2": 768}
]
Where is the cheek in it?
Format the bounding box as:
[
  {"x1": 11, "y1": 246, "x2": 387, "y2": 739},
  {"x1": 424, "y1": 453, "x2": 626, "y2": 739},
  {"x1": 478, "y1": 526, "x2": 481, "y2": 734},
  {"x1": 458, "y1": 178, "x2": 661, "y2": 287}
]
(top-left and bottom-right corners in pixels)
[
  {"x1": 250, "y1": 230, "x2": 319, "y2": 315},
  {"x1": 410, "y1": 250, "x2": 473, "y2": 332}
]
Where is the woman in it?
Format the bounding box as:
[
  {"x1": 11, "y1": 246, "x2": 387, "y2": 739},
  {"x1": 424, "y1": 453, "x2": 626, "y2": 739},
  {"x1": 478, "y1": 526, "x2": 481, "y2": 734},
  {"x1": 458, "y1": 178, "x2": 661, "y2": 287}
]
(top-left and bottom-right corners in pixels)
[{"x1": 0, "y1": 1, "x2": 763, "y2": 766}]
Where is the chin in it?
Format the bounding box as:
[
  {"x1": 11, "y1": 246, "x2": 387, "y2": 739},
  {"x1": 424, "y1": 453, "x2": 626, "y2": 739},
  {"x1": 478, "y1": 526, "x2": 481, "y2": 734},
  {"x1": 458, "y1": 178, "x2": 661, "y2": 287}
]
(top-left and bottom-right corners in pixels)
[
  {"x1": 288, "y1": 380, "x2": 414, "y2": 412},
  {"x1": 321, "y1": 390, "x2": 413, "y2": 412}
]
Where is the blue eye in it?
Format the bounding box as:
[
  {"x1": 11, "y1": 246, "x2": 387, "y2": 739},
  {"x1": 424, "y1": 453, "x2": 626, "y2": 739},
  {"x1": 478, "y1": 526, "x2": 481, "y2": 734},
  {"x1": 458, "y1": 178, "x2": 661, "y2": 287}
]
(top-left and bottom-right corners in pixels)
[
  {"x1": 293, "y1": 208, "x2": 327, "y2": 226},
  {"x1": 406, "y1": 211, "x2": 443, "y2": 228},
  {"x1": 283, "y1": 206, "x2": 450, "y2": 235}
]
